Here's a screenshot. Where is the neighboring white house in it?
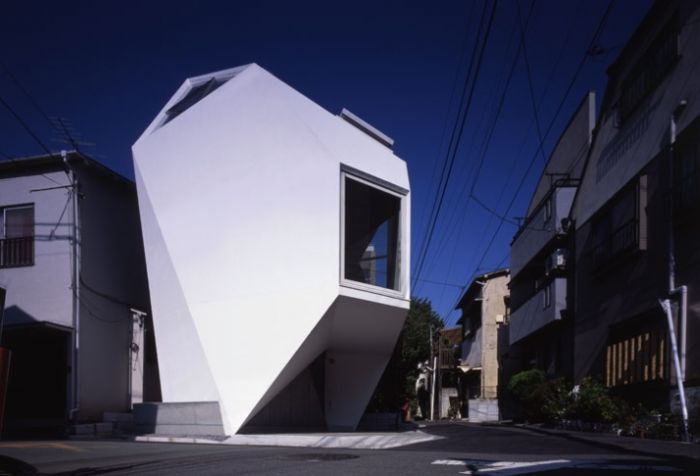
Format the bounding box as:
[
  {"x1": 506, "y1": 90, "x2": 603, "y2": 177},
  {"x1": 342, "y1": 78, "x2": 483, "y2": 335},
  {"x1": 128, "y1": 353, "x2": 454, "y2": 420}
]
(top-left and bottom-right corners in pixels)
[
  {"x1": 0, "y1": 152, "x2": 154, "y2": 435},
  {"x1": 132, "y1": 64, "x2": 411, "y2": 434}
]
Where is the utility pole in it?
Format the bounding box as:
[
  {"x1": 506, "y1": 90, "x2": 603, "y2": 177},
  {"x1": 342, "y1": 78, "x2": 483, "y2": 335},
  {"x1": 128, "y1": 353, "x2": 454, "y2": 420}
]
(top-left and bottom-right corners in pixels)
[{"x1": 62, "y1": 151, "x2": 81, "y2": 421}]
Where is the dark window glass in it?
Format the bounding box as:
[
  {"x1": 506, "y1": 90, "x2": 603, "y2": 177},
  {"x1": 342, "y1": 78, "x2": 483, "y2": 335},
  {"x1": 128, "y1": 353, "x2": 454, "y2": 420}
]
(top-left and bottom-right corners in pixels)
[
  {"x1": 618, "y1": 15, "x2": 679, "y2": 124},
  {"x1": 344, "y1": 177, "x2": 400, "y2": 290}
]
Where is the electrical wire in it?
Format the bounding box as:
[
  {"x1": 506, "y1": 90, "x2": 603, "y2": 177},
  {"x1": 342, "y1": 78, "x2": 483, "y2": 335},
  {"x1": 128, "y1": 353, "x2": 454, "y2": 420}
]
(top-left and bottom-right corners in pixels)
[
  {"x1": 443, "y1": 0, "x2": 616, "y2": 325},
  {"x1": 418, "y1": 0, "x2": 535, "y2": 295},
  {"x1": 412, "y1": 0, "x2": 499, "y2": 291},
  {"x1": 413, "y1": 0, "x2": 491, "y2": 287}
]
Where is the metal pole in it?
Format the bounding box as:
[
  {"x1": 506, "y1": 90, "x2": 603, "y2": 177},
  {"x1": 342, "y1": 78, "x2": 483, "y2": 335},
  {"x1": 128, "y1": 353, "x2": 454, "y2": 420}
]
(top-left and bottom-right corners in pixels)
[
  {"x1": 659, "y1": 299, "x2": 690, "y2": 443},
  {"x1": 63, "y1": 151, "x2": 81, "y2": 421},
  {"x1": 430, "y1": 355, "x2": 437, "y2": 421}
]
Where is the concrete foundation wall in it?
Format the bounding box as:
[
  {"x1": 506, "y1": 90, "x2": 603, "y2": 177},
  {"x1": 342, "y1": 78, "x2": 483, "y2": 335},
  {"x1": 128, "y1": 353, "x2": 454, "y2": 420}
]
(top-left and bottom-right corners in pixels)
[{"x1": 468, "y1": 399, "x2": 499, "y2": 422}]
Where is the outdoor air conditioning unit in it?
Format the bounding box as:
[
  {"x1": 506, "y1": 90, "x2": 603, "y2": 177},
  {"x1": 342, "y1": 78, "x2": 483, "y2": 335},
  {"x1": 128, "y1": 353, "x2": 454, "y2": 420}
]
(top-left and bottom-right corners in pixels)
[{"x1": 554, "y1": 249, "x2": 567, "y2": 268}]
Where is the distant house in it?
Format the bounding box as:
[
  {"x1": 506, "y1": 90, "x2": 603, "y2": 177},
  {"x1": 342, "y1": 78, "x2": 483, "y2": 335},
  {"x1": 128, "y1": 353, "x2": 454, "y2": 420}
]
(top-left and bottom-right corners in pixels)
[
  {"x1": 437, "y1": 325, "x2": 462, "y2": 419},
  {"x1": 0, "y1": 152, "x2": 155, "y2": 435},
  {"x1": 132, "y1": 64, "x2": 411, "y2": 435},
  {"x1": 570, "y1": 0, "x2": 700, "y2": 410},
  {"x1": 507, "y1": 93, "x2": 595, "y2": 382},
  {"x1": 456, "y1": 269, "x2": 509, "y2": 422}
]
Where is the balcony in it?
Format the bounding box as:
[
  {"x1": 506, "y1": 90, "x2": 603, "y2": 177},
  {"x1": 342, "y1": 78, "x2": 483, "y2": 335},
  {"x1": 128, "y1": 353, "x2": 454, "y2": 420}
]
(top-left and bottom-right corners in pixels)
[
  {"x1": 509, "y1": 277, "x2": 566, "y2": 344},
  {"x1": 511, "y1": 187, "x2": 576, "y2": 278},
  {"x1": 590, "y1": 218, "x2": 643, "y2": 270},
  {"x1": 0, "y1": 236, "x2": 34, "y2": 268}
]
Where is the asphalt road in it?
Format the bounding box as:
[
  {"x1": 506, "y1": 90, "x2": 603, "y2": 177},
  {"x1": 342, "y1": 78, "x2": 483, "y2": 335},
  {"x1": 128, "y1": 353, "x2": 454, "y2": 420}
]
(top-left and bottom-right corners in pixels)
[{"x1": 0, "y1": 422, "x2": 695, "y2": 475}]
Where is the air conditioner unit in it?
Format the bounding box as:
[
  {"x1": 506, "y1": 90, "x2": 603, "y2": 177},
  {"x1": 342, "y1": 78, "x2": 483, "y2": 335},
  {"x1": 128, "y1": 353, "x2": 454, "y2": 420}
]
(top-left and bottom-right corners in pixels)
[
  {"x1": 495, "y1": 314, "x2": 505, "y2": 324},
  {"x1": 546, "y1": 249, "x2": 567, "y2": 274},
  {"x1": 554, "y1": 250, "x2": 566, "y2": 268}
]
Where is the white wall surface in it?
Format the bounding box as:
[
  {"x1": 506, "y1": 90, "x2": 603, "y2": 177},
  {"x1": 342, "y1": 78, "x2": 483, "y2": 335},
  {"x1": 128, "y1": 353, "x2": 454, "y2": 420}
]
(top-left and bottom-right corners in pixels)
[
  {"x1": 133, "y1": 64, "x2": 410, "y2": 434},
  {"x1": 0, "y1": 172, "x2": 73, "y2": 328}
]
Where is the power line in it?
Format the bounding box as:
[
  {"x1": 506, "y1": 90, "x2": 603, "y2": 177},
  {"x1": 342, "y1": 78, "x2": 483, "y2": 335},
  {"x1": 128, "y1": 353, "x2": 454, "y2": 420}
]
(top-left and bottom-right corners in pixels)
[
  {"x1": 418, "y1": 0, "x2": 535, "y2": 295},
  {"x1": 517, "y1": 0, "x2": 547, "y2": 165},
  {"x1": 443, "y1": 0, "x2": 616, "y2": 325},
  {"x1": 412, "y1": 0, "x2": 499, "y2": 291},
  {"x1": 414, "y1": 1, "x2": 480, "y2": 251},
  {"x1": 0, "y1": 94, "x2": 54, "y2": 156},
  {"x1": 413, "y1": 0, "x2": 491, "y2": 288},
  {"x1": 0, "y1": 60, "x2": 57, "y2": 132}
]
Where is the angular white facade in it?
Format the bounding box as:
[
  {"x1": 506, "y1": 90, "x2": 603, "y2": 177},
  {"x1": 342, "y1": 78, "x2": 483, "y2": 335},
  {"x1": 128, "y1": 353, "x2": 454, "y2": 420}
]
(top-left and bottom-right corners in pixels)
[{"x1": 132, "y1": 64, "x2": 410, "y2": 434}]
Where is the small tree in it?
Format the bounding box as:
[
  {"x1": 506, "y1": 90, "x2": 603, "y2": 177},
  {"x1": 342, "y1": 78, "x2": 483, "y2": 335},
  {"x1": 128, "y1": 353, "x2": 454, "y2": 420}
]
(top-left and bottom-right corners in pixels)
[
  {"x1": 367, "y1": 298, "x2": 443, "y2": 412},
  {"x1": 508, "y1": 369, "x2": 569, "y2": 424},
  {"x1": 569, "y1": 377, "x2": 620, "y2": 423},
  {"x1": 508, "y1": 369, "x2": 546, "y2": 422}
]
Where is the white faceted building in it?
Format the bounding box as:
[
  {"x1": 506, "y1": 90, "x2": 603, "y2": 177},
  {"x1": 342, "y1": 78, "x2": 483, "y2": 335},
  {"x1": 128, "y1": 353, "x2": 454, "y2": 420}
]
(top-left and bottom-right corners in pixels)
[{"x1": 132, "y1": 64, "x2": 410, "y2": 434}]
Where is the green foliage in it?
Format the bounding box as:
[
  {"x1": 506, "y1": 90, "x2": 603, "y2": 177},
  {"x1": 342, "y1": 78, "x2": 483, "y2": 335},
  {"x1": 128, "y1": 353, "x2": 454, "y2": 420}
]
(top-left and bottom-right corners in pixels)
[
  {"x1": 568, "y1": 377, "x2": 620, "y2": 423},
  {"x1": 366, "y1": 298, "x2": 443, "y2": 412},
  {"x1": 538, "y1": 378, "x2": 570, "y2": 424},
  {"x1": 508, "y1": 369, "x2": 546, "y2": 401},
  {"x1": 401, "y1": 298, "x2": 443, "y2": 368},
  {"x1": 507, "y1": 370, "x2": 568, "y2": 423}
]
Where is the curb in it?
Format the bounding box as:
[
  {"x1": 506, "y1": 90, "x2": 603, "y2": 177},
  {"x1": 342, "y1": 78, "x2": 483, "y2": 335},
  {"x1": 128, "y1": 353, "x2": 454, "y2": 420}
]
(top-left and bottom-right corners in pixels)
[
  {"x1": 507, "y1": 423, "x2": 700, "y2": 461},
  {"x1": 135, "y1": 430, "x2": 442, "y2": 450}
]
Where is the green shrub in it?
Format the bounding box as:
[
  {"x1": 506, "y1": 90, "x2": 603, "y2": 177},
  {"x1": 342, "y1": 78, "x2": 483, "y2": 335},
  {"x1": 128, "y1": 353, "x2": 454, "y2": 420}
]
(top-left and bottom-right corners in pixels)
[
  {"x1": 508, "y1": 369, "x2": 560, "y2": 423},
  {"x1": 568, "y1": 377, "x2": 622, "y2": 423},
  {"x1": 538, "y1": 378, "x2": 570, "y2": 424}
]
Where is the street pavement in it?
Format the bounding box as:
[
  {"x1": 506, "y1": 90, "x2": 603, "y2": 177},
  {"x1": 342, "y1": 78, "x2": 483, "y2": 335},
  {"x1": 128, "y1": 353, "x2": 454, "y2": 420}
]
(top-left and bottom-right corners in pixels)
[{"x1": 0, "y1": 421, "x2": 697, "y2": 475}]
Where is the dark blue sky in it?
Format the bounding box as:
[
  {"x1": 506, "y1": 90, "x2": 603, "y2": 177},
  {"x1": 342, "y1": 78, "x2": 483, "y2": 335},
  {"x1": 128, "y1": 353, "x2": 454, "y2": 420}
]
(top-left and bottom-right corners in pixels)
[{"x1": 1, "y1": 0, "x2": 652, "y2": 324}]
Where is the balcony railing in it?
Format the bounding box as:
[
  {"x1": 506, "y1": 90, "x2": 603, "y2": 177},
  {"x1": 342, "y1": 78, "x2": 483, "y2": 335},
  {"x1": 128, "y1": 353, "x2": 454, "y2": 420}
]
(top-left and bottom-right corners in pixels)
[
  {"x1": 0, "y1": 236, "x2": 34, "y2": 268},
  {"x1": 591, "y1": 218, "x2": 639, "y2": 269}
]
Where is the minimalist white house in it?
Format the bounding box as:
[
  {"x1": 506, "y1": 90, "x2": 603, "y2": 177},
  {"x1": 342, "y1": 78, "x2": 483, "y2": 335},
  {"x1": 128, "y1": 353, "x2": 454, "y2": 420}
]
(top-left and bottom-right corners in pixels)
[{"x1": 132, "y1": 64, "x2": 411, "y2": 435}]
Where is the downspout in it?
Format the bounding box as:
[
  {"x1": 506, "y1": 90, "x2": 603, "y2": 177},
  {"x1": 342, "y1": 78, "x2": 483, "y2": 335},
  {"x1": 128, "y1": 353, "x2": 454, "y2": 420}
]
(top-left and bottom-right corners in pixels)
[
  {"x1": 63, "y1": 151, "x2": 81, "y2": 421},
  {"x1": 659, "y1": 299, "x2": 689, "y2": 442},
  {"x1": 664, "y1": 102, "x2": 689, "y2": 442},
  {"x1": 668, "y1": 101, "x2": 688, "y2": 380}
]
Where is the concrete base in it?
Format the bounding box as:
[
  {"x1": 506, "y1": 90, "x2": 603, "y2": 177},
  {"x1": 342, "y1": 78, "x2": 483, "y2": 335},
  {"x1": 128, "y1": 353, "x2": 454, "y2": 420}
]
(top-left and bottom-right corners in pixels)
[
  {"x1": 468, "y1": 399, "x2": 499, "y2": 422},
  {"x1": 135, "y1": 429, "x2": 440, "y2": 449},
  {"x1": 133, "y1": 402, "x2": 226, "y2": 437}
]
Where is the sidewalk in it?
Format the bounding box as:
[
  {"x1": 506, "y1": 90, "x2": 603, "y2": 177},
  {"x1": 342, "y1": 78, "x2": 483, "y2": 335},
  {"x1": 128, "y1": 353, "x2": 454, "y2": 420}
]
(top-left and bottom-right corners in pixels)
[
  {"x1": 135, "y1": 429, "x2": 442, "y2": 450},
  {"x1": 506, "y1": 423, "x2": 700, "y2": 461}
]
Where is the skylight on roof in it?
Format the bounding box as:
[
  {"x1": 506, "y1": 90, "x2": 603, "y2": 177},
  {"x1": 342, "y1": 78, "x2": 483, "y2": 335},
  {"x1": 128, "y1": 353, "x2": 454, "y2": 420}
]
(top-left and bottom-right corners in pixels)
[{"x1": 162, "y1": 77, "x2": 227, "y2": 126}]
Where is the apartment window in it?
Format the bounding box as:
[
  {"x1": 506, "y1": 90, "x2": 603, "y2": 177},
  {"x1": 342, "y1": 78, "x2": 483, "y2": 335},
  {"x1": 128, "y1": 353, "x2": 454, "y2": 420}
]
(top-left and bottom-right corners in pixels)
[
  {"x1": 542, "y1": 284, "x2": 551, "y2": 309},
  {"x1": 0, "y1": 204, "x2": 35, "y2": 268},
  {"x1": 590, "y1": 176, "x2": 647, "y2": 269},
  {"x1": 617, "y1": 15, "x2": 679, "y2": 125},
  {"x1": 342, "y1": 173, "x2": 402, "y2": 292},
  {"x1": 543, "y1": 198, "x2": 552, "y2": 223}
]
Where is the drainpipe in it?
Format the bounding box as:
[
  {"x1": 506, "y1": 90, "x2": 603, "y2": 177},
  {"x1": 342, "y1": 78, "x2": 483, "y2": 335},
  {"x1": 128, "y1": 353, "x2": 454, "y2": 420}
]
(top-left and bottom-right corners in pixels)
[
  {"x1": 663, "y1": 102, "x2": 689, "y2": 442},
  {"x1": 668, "y1": 102, "x2": 688, "y2": 380},
  {"x1": 659, "y1": 299, "x2": 689, "y2": 442},
  {"x1": 63, "y1": 151, "x2": 81, "y2": 421}
]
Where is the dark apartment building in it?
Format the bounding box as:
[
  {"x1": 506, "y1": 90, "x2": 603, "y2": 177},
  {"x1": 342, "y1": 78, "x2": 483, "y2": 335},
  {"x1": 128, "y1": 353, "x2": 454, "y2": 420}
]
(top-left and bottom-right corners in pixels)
[{"x1": 571, "y1": 0, "x2": 700, "y2": 410}]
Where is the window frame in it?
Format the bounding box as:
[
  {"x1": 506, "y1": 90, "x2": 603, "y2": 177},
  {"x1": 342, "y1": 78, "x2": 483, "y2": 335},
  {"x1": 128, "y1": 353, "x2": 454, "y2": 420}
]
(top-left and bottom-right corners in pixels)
[
  {"x1": 340, "y1": 167, "x2": 406, "y2": 298},
  {"x1": 0, "y1": 203, "x2": 35, "y2": 268}
]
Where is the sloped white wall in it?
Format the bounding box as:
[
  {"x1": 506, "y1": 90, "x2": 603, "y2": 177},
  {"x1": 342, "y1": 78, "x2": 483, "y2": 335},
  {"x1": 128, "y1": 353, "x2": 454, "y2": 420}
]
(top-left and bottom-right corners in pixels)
[{"x1": 133, "y1": 64, "x2": 410, "y2": 434}]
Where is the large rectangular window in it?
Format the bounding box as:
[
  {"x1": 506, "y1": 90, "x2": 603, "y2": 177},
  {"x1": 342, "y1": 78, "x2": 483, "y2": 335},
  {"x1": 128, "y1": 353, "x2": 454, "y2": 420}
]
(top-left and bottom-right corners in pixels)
[
  {"x1": 589, "y1": 175, "x2": 647, "y2": 269},
  {"x1": 617, "y1": 15, "x2": 679, "y2": 125},
  {"x1": 342, "y1": 173, "x2": 402, "y2": 292},
  {"x1": 0, "y1": 204, "x2": 35, "y2": 268}
]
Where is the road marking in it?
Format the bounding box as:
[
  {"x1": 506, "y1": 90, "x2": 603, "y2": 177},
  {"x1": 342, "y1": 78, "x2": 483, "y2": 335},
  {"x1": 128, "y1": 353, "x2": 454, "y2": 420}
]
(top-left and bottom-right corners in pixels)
[
  {"x1": 431, "y1": 458, "x2": 682, "y2": 474},
  {"x1": 0, "y1": 442, "x2": 85, "y2": 452}
]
